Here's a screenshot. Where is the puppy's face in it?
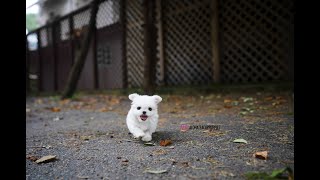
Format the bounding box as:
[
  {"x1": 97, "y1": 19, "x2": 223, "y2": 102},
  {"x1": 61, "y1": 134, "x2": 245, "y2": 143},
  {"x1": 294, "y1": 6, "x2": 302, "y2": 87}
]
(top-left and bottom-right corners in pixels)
[{"x1": 128, "y1": 93, "x2": 162, "y2": 122}]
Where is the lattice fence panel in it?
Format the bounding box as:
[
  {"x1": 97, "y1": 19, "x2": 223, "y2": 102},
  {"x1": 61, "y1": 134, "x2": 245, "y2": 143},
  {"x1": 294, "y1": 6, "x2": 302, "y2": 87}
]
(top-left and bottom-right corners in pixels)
[
  {"x1": 40, "y1": 28, "x2": 48, "y2": 48},
  {"x1": 163, "y1": 0, "x2": 213, "y2": 85},
  {"x1": 73, "y1": 9, "x2": 91, "y2": 30},
  {"x1": 47, "y1": 27, "x2": 53, "y2": 45},
  {"x1": 155, "y1": 47, "x2": 162, "y2": 85},
  {"x1": 60, "y1": 19, "x2": 70, "y2": 41},
  {"x1": 126, "y1": 0, "x2": 144, "y2": 87},
  {"x1": 219, "y1": 0, "x2": 294, "y2": 83},
  {"x1": 96, "y1": 0, "x2": 123, "y2": 89},
  {"x1": 155, "y1": 0, "x2": 162, "y2": 86},
  {"x1": 97, "y1": 0, "x2": 120, "y2": 29}
]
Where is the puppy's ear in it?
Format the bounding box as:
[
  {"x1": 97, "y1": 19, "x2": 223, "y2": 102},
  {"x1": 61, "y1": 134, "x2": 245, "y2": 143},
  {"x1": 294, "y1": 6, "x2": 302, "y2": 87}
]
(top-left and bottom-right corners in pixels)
[
  {"x1": 128, "y1": 93, "x2": 139, "y2": 101},
  {"x1": 153, "y1": 95, "x2": 162, "y2": 104}
]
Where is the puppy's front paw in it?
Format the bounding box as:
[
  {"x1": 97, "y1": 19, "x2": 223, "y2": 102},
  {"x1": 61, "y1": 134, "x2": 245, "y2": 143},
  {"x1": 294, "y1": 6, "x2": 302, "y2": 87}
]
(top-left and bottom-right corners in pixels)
[
  {"x1": 133, "y1": 132, "x2": 145, "y2": 139},
  {"x1": 141, "y1": 134, "x2": 152, "y2": 142}
]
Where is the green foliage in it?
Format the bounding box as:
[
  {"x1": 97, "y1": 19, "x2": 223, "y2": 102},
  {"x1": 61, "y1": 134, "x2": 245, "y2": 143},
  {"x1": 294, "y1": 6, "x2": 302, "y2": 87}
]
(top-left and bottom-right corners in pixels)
[
  {"x1": 26, "y1": 13, "x2": 38, "y2": 32},
  {"x1": 245, "y1": 167, "x2": 294, "y2": 180}
]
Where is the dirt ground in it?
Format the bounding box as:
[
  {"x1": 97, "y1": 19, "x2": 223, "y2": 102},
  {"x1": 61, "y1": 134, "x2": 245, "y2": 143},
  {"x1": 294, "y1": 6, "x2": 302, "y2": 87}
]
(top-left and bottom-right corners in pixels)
[{"x1": 26, "y1": 89, "x2": 294, "y2": 179}]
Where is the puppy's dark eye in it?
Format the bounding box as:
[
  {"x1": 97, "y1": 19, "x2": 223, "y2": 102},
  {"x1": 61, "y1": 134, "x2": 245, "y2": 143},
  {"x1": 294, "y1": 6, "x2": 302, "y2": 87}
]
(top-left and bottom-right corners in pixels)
[
  {"x1": 148, "y1": 107, "x2": 152, "y2": 111},
  {"x1": 137, "y1": 107, "x2": 141, "y2": 110}
]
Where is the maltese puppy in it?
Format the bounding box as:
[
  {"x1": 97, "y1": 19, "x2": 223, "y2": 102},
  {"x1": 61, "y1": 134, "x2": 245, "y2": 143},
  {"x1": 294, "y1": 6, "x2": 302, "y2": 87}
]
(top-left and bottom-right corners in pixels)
[{"x1": 126, "y1": 93, "x2": 162, "y2": 142}]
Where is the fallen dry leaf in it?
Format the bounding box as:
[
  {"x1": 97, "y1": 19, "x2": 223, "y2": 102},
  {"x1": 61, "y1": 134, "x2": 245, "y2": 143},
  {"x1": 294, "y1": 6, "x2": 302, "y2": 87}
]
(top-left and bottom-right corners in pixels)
[
  {"x1": 76, "y1": 176, "x2": 90, "y2": 179},
  {"x1": 59, "y1": 99, "x2": 70, "y2": 105},
  {"x1": 110, "y1": 98, "x2": 120, "y2": 105},
  {"x1": 26, "y1": 155, "x2": 38, "y2": 162},
  {"x1": 170, "y1": 158, "x2": 177, "y2": 165},
  {"x1": 145, "y1": 169, "x2": 168, "y2": 174},
  {"x1": 191, "y1": 166, "x2": 206, "y2": 170},
  {"x1": 180, "y1": 161, "x2": 190, "y2": 167},
  {"x1": 224, "y1": 99, "x2": 232, "y2": 103},
  {"x1": 169, "y1": 110, "x2": 178, "y2": 113},
  {"x1": 233, "y1": 138, "x2": 247, "y2": 144},
  {"x1": 36, "y1": 99, "x2": 43, "y2": 104},
  {"x1": 35, "y1": 155, "x2": 57, "y2": 164},
  {"x1": 51, "y1": 107, "x2": 61, "y2": 112},
  {"x1": 264, "y1": 97, "x2": 273, "y2": 101},
  {"x1": 160, "y1": 139, "x2": 172, "y2": 146},
  {"x1": 224, "y1": 105, "x2": 232, "y2": 109},
  {"x1": 80, "y1": 136, "x2": 91, "y2": 141},
  {"x1": 53, "y1": 116, "x2": 63, "y2": 121},
  {"x1": 232, "y1": 101, "x2": 239, "y2": 106},
  {"x1": 239, "y1": 111, "x2": 248, "y2": 116},
  {"x1": 205, "y1": 156, "x2": 218, "y2": 165},
  {"x1": 144, "y1": 142, "x2": 155, "y2": 146},
  {"x1": 42, "y1": 145, "x2": 52, "y2": 149},
  {"x1": 152, "y1": 149, "x2": 167, "y2": 155},
  {"x1": 99, "y1": 107, "x2": 109, "y2": 112},
  {"x1": 242, "y1": 97, "x2": 254, "y2": 102},
  {"x1": 253, "y1": 151, "x2": 268, "y2": 160},
  {"x1": 272, "y1": 102, "x2": 280, "y2": 106}
]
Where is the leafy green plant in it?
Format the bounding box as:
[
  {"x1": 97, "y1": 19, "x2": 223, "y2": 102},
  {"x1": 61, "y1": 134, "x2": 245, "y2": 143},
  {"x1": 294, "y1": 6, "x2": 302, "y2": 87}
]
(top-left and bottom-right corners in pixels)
[{"x1": 245, "y1": 167, "x2": 293, "y2": 180}]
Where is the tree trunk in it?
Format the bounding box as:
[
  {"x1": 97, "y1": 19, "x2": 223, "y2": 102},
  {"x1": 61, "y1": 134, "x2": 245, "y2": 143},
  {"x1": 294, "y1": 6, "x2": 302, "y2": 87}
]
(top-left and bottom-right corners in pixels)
[
  {"x1": 61, "y1": 0, "x2": 100, "y2": 99},
  {"x1": 143, "y1": 0, "x2": 157, "y2": 95}
]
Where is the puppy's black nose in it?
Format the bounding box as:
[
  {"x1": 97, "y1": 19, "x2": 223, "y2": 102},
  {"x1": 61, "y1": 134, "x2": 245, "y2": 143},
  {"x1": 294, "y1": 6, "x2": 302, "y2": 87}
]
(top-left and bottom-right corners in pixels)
[{"x1": 142, "y1": 111, "x2": 146, "y2": 115}]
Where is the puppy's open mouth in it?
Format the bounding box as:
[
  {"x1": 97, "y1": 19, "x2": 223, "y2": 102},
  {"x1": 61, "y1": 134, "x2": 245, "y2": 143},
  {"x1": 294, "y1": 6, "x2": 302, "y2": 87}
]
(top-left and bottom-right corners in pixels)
[{"x1": 140, "y1": 115, "x2": 148, "y2": 121}]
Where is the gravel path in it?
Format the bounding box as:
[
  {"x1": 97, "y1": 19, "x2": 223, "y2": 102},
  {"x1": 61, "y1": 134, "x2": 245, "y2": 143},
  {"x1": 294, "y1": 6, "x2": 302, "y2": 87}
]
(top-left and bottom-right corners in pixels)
[{"x1": 26, "y1": 91, "x2": 294, "y2": 179}]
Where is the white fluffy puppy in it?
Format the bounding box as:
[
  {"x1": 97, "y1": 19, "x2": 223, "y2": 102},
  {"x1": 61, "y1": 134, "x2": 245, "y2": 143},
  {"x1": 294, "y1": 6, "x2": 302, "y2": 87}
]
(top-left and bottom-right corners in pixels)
[{"x1": 126, "y1": 93, "x2": 162, "y2": 142}]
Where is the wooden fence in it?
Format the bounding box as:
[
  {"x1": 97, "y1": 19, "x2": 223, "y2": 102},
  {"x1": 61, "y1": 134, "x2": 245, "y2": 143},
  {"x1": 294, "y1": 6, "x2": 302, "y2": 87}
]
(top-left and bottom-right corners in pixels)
[{"x1": 26, "y1": 0, "x2": 294, "y2": 93}]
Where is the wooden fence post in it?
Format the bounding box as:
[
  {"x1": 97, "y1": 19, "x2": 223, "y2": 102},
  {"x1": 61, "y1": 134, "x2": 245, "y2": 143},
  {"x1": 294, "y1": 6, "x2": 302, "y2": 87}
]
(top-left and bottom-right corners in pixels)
[
  {"x1": 37, "y1": 30, "x2": 43, "y2": 92},
  {"x1": 120, "y1": 0, "x2": 128, "y2": 89},
  {"x1": 69, "y1": 16, "x2": 75, "y2": 65},
  {"x1": 26, "y1": 35, "x2": 30, "y2": 94},
  {"x1": 211, "y1": 0, "x2": 221, "y2": 83},
  {"x1": 52, "y1": 22, "x2": 59, "y2": 91},
  {"x1": 156, "y1": 0, "x2": 164, "y2": 86},
  {"x1": 143, "y1": 0, "x2": 157, "y2": 95},
  {"x1": 93, "y1": 15, "x2": 99, "y2": 90}
]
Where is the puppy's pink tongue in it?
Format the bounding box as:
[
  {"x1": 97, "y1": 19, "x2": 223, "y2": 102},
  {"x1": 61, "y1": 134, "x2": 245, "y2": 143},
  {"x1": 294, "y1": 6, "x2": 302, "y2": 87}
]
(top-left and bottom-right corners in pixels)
[{"x1": 140, "y1": 115, "x2": 148, "y2": 121}]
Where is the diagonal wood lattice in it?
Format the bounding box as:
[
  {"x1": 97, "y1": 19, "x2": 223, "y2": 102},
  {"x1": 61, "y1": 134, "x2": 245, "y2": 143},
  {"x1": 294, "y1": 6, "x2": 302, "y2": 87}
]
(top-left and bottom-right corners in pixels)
[
  {"x1": 163, "y1": 0, "x2": 213, "y2": 85},
  {"x1": 60, "y1": 19, "x2": 70, "y2": 41},
  {"x1": 219, "y1": 0, "x2": 294, "y2": 83},
  {"x1": 125, "y1": 0, "x2": 293, "y2": 86},
  {"x1": 126, "y1": 0, "x2": 213, "y2": 87},
  {"x1": 40, "y1": 28, "x2": 48, "y2": 47},
  {"x1": 125, "y1": 0, "x2": 145, "y2": 88}
]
